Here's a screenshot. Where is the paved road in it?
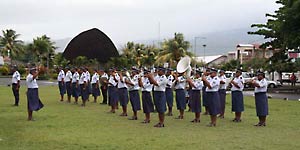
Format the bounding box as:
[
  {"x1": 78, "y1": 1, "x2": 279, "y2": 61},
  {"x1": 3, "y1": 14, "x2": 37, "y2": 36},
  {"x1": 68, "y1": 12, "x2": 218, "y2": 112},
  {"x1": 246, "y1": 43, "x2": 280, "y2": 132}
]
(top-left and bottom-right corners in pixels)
[
  {"x1": 0, "y1": 78, "x2": 57, "y2": 87},
  {"x1": 242, "y1": 91, "x2": 300, "y2": 101}
]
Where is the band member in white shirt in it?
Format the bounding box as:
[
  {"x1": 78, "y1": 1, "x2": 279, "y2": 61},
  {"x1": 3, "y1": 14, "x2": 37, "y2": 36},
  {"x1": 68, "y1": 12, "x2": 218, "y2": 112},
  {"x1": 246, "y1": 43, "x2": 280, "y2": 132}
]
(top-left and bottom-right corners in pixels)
[
  {"x1": 91, "y1": 69, "x2": 100, "y2": 103},
  {"x1": 26, "y1": 68, "x2": 44, "y2": 121},
  {"x1": 218, "y1": 70, "x2": 227, "y2": 118},
  {"x1": 202, "y1": 68, "x2": 210, "y2": 115},
  {"x1": 202, "y1": 68, "x2": 221, "y2": 127},
  {"x1": 173, "y1": 72, "x2": 186, "y2": 119},
  {"x1": 79, "y1": 68, "x2": 88, "y2": 107},
  {"x1": 108, "y1": 68, "x2": 119, "y2": 113},
  {"x1": 85, "y1": 67, "x2": 91, "y2": 101},
  {"x1": 148, "y1": 67, "x2": 168, "y2": 127},
  {"x1": 11, "y1": 66, "x2": 21, "y2": 106},
  {"x1": 118, "y1": 69, "x2": 130, "y2": 116},
  {"x1": 139, "y1": 69, "x2": 154, "y2": 123},
  {"x1": 99, "y1": 69, "x2": 109, "y2": 104},
  {"x1": 71, "y1": 68, "x2": 80, "y2": 104},
  {"x1": 57, "y1": 67, "x2": 66, "y2": 102},
  {"x1": 65, "y1": 67, "x2": 73, "y2": 103},
  {"x1": 127, "y1": 68, "x2": 141, "y2": 120},
  {"x1": 186, "y1": 70, "x2": 203, "y2": 123},
  {"x1": 251, "y1": 72, "x2": 268, "y2": 127},
  {"x1": 230, "y1": 69, "x2": 245, "y2": 122},
  {"x1": 165, "y1": 69, "x2": 174, "y2": 116}
]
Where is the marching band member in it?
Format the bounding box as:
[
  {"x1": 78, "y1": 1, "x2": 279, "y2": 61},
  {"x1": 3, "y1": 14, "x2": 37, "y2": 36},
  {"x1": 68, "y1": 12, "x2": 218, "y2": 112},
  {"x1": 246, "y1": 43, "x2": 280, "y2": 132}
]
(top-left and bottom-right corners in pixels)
[
  {"x1": 202, "y1": 68, "x2": 210, "y2": 115},
  {"x1": 230, "y1": 69, "x2": 245, "y2": 122},
  {"x1": 218, "y1": 70, "x2": 227, "y2": 118},
  {"x1": 99, "y1": 69, "x2": 109, "y2": 105},
  {"x1": 85, "y1": 67, "x2": 91, "y2": 101},
  {"x1": 71, "y1": 68, "x2": 80, "y2": 104},
  {"x1": 91, "y1": 69, "x2": 100, "y2": 103},
  {"x1": 65, "y1": 67, "x2": 73, "y2": 103},
  {"x1": 139, "y1": 69, "x2": 154, "y2": 123},
  {"x1": 127, "y1": 68, "x2": 141, "y2": 120},
  {"x1": 11, "y1": 66, "x2": 21, "y2": 106},
  {"x1": 202, "y1": 68, "x2": 220, "y2": 127},
  {"x1": 26, "y1": 68, "x2": 44, "y2": 121},
  {"x1": 186, "y1": 70, "x2": 203, "y2": 123},
  {"x1": 118, "y1": 69, "x2": 129, "y2": 116},
  {"x1": 251, "y1": 72, "x2": 268, "y2": 127},
  {"x1": 108, "y1": 68, "x2": 119, "y2": 113},
  {"x1": 174, "y1": 72, "x2": 186, "y2": 119},
  {"x1": 79, "y1": 68, "x2": 88, "y2": 107},
  {"x1": 165, "y1": 68, "x2": 174, "y2": 116},
  {"x1": 57, "y1": 67, "x2": 66, "y2": 102},
  {"x1": 148, "y1": 67, "x2": 168, "y2": 127}
]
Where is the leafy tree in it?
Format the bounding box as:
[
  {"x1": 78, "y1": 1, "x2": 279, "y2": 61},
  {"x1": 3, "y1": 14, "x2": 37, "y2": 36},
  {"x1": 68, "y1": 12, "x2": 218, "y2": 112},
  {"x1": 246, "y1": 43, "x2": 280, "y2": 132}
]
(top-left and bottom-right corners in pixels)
[
  {"x1": 243, "y1": 58, "x2": 268, "y2": 71},
  {"x1": 221, "y1": 59, "x2": 239, "y2": 71},
  {"x1": 0, "y1": 29, "x2": 24, "y2": 61},
  {"x1": 53, "y1": 53, "x2": 70, "y2": 67},
  {"x1": 116, "y1": 42, "x2": 159, "y2": 68},
  {"x1": 249, "y1": 0, "x2": 300, "y2": 74},
  {"x1": 156, "y1": 33, "x2": 193, "y2": 67}
]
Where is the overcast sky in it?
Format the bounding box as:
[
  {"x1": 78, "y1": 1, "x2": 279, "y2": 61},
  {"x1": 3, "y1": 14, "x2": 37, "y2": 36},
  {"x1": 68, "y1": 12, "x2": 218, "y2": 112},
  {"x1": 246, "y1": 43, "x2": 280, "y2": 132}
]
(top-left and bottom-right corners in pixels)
[{"x1": 1, "y1": 0, "x2": 279, "y2": 45}]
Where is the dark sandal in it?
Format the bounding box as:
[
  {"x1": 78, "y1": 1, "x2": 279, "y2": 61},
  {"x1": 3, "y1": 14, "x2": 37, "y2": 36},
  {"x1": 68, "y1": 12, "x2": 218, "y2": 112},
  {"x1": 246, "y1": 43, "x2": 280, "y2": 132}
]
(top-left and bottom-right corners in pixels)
[
  {"x1": 141, "y1": 120, "x2": 150, "y2": 124},
  {"x1": 128, "y1": 116, "x2": 138, "y2": 120},
  {"x1": 154, "y1": 123, "x2": 165, "y2": 128},
  {"x1": 191, "y1": 119, "x2": 200, "y2": 123},
  {"x1": 175, "y1": 116, "x2": 184, "y2": 119}
]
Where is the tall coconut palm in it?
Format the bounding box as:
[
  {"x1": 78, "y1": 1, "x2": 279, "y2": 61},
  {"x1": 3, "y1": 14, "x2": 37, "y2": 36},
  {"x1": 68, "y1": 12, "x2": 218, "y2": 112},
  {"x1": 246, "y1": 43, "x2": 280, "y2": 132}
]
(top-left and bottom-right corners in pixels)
[
  {"x1": 30, "y1": 35, "x2": 56, "y2": 67},
  {"x1": 0, "y1": 29, "x2": 24, "y2": 61},
  {"x1": 155, "y1": 33, "x2": 193, "y2": 67}
]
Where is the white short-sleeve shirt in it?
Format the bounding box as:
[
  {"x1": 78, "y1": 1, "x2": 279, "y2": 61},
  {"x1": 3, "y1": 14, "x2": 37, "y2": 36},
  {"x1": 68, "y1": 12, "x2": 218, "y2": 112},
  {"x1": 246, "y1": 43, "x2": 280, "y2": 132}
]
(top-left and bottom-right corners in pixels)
[
  {"x1": 219, "y1": 75, "x2": 227, "y2": 90},
  {"x1": 166, "y1": 75, "x2": 174, "y2": 88},
  {"x1": 174, "y1": 76, "x2": 186, "y2": 90},
  {"x1": 154, "y1": 75, "x2": 168, "y2": 92},
  {"x1": 12, "y1": 71, "x2": 21, "y2": 84},
  {"x1": 141, "y1": 77, "x2": 153, "y2": 92},
  {"x1": 91, "y1": 73, "x2": 99, "y2": 84},
  {"x1": 231, "y1": 75, "x2": 244, "y2": 91},
  {"x1": 128, "y1": 74, "x2": 140, "y2": 91},
  {"x1": 85, "y1": 71, "x2": 91, "y2": 82},
  {"x1": 118, "y1": 76, "x2": 128, "y2": 89},
  {"x1": 79, "y1": 72, "x2": 87, "y2": 85},
  {"x1": 254, "y1": 78, "x2": 268, "y2": 93},
  {"x1": 65, "y1": 70, "x2": 72, "y2": 82},
  {"x1": 57, "y1": 70, "x2": 65, "y2": 82},
  {"x1": 206, "y1": 76, "x2": 220, "y2": 92},
  {"x1": 26, "y1": 74, "x2": 38, "y2": 88},
  {"x1": 71, "y1": 72, "x2": 79, "y2": 83},
  {"x1": 192, "y1": 78, "x2": 203, "y2": 90}
]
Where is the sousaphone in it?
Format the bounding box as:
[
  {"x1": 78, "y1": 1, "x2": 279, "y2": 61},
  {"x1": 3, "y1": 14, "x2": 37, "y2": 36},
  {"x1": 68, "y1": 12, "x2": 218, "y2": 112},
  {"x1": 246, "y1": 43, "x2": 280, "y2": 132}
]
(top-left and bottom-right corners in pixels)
[{"x1": 176, "y1": 56, "x2": 192, "y2": 78}]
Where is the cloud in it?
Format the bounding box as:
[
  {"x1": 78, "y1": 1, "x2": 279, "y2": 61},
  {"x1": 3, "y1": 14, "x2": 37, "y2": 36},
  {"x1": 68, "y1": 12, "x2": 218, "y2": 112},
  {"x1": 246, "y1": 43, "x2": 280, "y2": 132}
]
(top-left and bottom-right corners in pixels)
[{"x1": 0, "y1": 0, "x2": 279, "y2": 45}]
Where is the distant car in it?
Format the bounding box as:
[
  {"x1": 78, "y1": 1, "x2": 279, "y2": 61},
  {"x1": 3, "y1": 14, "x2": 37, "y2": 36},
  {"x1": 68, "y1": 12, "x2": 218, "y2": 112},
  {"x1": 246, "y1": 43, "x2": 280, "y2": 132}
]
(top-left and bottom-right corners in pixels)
[
  {"x1": 224, "y1": 71, "x2": 252, "y2": 88},
  {"x1": 266, "y1": 78, "x2": 281, "y2": 88}
]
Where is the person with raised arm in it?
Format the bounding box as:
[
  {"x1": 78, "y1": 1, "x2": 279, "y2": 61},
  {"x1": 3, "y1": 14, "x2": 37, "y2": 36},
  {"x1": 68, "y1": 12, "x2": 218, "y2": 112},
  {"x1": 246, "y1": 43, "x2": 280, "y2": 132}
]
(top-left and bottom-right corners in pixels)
[
  {"x1": 26, "y1": 68, "x2": 44, "y2": 121},
  {"x1": 148, "y1": 67, "x2": 168, "y2": 128}
]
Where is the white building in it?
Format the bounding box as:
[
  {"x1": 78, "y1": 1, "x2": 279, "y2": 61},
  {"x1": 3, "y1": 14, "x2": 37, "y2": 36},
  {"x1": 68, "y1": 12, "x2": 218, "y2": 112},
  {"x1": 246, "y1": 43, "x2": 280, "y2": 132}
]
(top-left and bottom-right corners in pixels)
[{"x1": 194, "y1": 55, "x2": 228, "y2": 67}]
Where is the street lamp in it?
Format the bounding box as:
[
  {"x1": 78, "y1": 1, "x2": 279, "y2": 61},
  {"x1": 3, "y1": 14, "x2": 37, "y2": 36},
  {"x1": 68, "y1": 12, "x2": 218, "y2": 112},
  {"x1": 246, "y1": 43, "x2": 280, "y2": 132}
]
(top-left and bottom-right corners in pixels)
[
  {"x1": 202, "y1": 44, "x2": 207, "y2": 64},
  {"x1": 194, "y1": 37, "x2": 206, "y2": 68}
]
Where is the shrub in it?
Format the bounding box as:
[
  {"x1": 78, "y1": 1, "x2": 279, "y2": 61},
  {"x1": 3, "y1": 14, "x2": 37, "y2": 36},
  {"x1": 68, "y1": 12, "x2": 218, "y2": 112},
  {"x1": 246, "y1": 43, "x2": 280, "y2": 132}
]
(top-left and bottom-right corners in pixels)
[{"x1": 0, "y1": 66, "x2": 9, "y2": 75}]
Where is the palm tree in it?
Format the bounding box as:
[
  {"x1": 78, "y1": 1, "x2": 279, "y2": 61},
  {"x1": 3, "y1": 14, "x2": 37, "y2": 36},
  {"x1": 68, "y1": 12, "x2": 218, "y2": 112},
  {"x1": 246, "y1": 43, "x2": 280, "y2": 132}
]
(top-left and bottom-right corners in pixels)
[
  {"x1": 27, "y1": 35, "x2": 56, "y2": 68},
  {"x1": 0, "y1": 29, "x2": 24, "y2": 62},
  {"x1": 155, "y1": 33, "x2": 193, "y2": 67}
]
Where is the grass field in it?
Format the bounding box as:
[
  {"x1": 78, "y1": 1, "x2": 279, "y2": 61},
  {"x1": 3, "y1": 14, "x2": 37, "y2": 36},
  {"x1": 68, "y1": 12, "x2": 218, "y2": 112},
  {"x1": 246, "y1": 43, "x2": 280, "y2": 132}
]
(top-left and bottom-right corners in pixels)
[{"x1": 0, "y1": 86, "x2": 300, "y2": 150}]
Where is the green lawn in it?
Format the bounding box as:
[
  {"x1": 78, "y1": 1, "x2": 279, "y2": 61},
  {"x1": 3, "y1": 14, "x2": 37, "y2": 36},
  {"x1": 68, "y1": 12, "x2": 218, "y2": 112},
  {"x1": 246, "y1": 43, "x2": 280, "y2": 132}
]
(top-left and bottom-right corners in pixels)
[{"x1": 0, "y1": 86, "x2": 300, "y2": 150}]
